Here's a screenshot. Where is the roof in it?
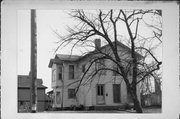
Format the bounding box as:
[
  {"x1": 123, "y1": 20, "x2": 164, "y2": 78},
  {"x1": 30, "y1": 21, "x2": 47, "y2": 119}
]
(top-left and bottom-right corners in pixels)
[
  {"x1": 48, "y1": 54, "x2": 82, "y2": 68},
  {"x1": 48, "y1": 41, "x2": 143, "y2": 67},
  {"x1": 77, "y1": 41, "x2": 143, "y2": 61},
  {"x1": 18, "y1": 75, "x2": 47, "y2": 89},
  {"x1": 55, "y1": 54, "x2": 82, "y2": 61}
]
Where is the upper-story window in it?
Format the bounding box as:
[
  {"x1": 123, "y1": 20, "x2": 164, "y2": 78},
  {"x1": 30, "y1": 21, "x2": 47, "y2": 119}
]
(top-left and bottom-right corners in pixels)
[
  {"x1": 69, "y1": 65, "x2": 75, "y2": 79},
  {"x1": 52, "y1": 69, "x2": 56, "y2": 82},
  {"x1": 113, "y1": 65, "x2": 120, "y2": 76},
  {"x1": 82, "y1": 64, "x2": 86, "y2": 73},
  {"x1": 95, "y1": 59, "x2": 106, "y2": 75},
  {"x1": 59, "y1": 66, "x2": 62, "y2": 80}
]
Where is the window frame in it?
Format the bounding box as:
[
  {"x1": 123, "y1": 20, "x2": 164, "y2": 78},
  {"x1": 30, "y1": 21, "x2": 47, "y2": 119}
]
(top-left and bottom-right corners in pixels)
[
  {"x1": 82, "y1": 64, "x2": 86, "y2": 73},
  {"x1": 97, "y1": 84, "x2": 104, "y2": 96},
  {"x1": 58, "y1": 66, "x2": 63, "y2": 80},
  {"x1": 56, "y1": 91, "x2": 61, "y2": 104},
  {"x1": 69, "y1": 65, "x2": 75, "y2": 79},
  {"x1": 113, "y1": 65, "x2": 120, "y2": 76},
  {"x1": 52, "y1": 69, "x2": 56, "y2": 82},
  {"x1": 68, "y1": 89, "x2": 76, "y2": 99},
  {"x1": 95, "y1": 59, "x2": 106, "y2": 75}
]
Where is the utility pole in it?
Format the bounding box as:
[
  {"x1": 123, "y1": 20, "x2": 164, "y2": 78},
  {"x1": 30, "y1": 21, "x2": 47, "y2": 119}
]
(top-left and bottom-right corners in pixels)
[{"x1": 30, "y1": 9, "x2": 37, "y2": 113}]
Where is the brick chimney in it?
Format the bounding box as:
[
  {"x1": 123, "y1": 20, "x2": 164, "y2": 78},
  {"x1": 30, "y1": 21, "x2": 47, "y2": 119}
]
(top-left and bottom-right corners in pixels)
[{"x1": 94, "y1": 39, "x2": 101, "y2": 49}]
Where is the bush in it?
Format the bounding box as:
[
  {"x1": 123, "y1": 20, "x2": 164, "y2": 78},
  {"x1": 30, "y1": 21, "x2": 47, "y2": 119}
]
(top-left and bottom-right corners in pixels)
[{"x1": 124, "y1": 103, "x2": 134, "y2": 110}]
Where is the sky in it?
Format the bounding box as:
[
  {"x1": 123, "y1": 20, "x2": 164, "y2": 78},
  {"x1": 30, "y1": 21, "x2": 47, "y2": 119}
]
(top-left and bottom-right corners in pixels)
[
  {"x1": 18, "y1": 10, "x2": 70, "y2": 92},
  {"x1": 17, "y1": 10, "x2": 162, "y2": 92}
]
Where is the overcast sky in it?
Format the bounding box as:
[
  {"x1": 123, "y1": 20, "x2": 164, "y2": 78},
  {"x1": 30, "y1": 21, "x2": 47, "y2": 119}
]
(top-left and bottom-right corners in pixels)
[
  {"x1": 18, "y1": 10, "x2": 67, "y2": 92},
  {"x1": 17, "y1": 10, "x2": 162, "y2": 92}
]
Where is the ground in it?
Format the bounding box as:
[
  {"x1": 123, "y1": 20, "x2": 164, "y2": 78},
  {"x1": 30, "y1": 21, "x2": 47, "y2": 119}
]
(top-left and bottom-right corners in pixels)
[{"x1": 42, "y1": 107, "x2": 161, "y2": 113}]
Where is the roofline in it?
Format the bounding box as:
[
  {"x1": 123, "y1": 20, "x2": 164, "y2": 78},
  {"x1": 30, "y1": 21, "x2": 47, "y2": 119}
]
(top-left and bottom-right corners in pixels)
[
  {"x1": 18, "y1": 75, "x2": 43, "y2": 80},
  {"x1": 18, "y1": 75, "x2": 47, "y2": 89},
  {"x1": 48, "y1": 41, "x2": 143, "y2": 65},
  {"x1": 48, "y1": 55, "x2": 82, "y2": 68},
  {"x1": 77, "y1": 41, "x2": 143, "y2": 61},
  {"x1": 48, "y1": 58, "x2": 63, "y2": 68},
  {"x1": 115, "y1": 41, "x2": 143, "y2": 59},
  {"x1": 18, "y1": 87, "x2": 47, "y2": 89}
]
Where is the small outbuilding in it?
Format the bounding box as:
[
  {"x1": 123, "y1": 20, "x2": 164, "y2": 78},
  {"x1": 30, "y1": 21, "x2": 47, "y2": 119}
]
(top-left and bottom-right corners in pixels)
[{"x1": 18, "y1": 75, "x2": 47, "y2": 112}]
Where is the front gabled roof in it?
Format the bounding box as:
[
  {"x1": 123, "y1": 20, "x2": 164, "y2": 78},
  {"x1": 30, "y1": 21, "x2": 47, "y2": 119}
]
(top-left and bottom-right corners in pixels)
[
  {"x1": 77, "y1": 41, "x2": 143, "y2": 61},
  {"x1": 18, "y1": 75, "x2": 47, "y2": 89},
  {"x1": 48, "y1": 41, "x2": 143, "y2": 67}
]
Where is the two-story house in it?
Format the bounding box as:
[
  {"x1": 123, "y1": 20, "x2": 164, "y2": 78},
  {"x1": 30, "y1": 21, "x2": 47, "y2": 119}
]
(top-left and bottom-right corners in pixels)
[{"x1": 48, "y1": 39, "x2": 141, "y2": 110}]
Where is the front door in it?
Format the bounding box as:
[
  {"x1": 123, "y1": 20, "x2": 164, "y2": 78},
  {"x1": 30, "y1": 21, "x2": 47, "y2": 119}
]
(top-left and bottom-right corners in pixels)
[
  {"x1": 96, "y1": 84, "x2": 105, "y2": 104},
  {"x1": 113, "y1": 84, "x2": 121, "y2": 103}
]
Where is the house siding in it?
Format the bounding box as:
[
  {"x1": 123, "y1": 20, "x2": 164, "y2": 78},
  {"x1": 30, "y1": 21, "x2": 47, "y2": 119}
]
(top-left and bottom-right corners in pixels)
[
  {"x1": 77, "y1": 75, "x2": 129, "y2": 106},
  {"x1": 18, "y1": 88, "x2": 46, "y2": 112},
  {"x1": 49, "y1": 43, "x2": 141, "y2": 108}
]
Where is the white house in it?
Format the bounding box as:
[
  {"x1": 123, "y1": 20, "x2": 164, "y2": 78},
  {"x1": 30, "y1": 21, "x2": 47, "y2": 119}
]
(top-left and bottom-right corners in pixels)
[{"x1": 48, "y1": 39, "x2": 141, "y2": 110}]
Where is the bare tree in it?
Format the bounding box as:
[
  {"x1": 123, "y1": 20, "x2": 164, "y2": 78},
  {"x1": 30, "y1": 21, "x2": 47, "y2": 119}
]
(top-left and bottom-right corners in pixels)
[{"x1": 54, "y1": 9, "x2": 162, "y2": 113}]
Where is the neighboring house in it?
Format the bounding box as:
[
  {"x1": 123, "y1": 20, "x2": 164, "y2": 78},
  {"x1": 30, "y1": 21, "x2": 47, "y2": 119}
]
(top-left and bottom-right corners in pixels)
[
  {"x1": 46, "y1": 90, "x2": 53, "y2": 110},
  {"x1": 141, "y1": 92, "x2": 161, "y2": 107},
  {"x1": 18, "y1": 75, "x2": 47, "y2": 112},
  {"x1": 141, "y1": 77, "x2": 162, "y2": 107},
  {"x1": 48, "y1": 39, "x2": 142, "y2": 110}
]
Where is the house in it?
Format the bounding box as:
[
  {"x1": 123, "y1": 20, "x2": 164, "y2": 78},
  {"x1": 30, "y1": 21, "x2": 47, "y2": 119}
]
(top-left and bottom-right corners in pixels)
[
  {"x1": 141, "y1": 92, "x2": 161, "y2": 107},
  {"x1": 46, "y1": 90, "x2": 54, "y2": 110},
  {"x1": 141, "y1": 77, "x2": 162, "y2": 107},
  {"x1": 18, "y1": 75, "x2": 47, "y2": 112},
  {"x1": 48, "y1": 39, "x2": 142, "y2": 110}
]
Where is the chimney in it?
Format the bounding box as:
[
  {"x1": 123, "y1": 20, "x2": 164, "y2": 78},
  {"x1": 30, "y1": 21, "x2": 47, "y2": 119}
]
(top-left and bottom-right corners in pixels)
[{"x1": 94, "y1": 39, "x2": 101, "y2": 50}]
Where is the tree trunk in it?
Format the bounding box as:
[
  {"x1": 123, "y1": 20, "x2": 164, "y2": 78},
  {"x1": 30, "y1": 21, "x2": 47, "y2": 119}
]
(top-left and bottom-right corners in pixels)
[
  {"x1": 127, "y1": 86, "x2": 143, "y2": 113},
  {"x1": 133, "y1": 95, "x2": 143, "y2": 113},
  {"x1": 128, "y1": 85, "x2": 143, "y2": 113},
  {"x1": 130, "y1": 89, "x2": 143, "y2": 113}
]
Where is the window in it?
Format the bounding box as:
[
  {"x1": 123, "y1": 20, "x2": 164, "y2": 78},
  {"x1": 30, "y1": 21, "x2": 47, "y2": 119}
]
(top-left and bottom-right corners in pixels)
[
  {"x1": 69, "y1": 65, "x2": 75, "y2": 79},
  {"x1": 97, "y1": 84, "x2": 104, "y2": 96},
  {"x1": 95, "y1": 59, "x2": 106, "y2": 75},
  {"x1": 59, "y1": 66, "x2": 62, "y2": 80},
  {"x1": 56, "y1": 92, "x2": 61, "y2": 104},
  {"x1": 113, "y1": 65, "x2": 120, "y2": 76},
  {"x1": 82, "y1": 64, "x2": 86, "y2": 73},
  {"x1": 20, "y1": 101, "x2": 24, "y2": 106},
  {"x1": 68, "y1": 89, "x2": 76, "y2": 99},
  {"x1": 52, "y1": 69, "x2": 56, "y2": 82},
  {"x1": 53, "y1": 94, "x2": 55, "y2": 104}
]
